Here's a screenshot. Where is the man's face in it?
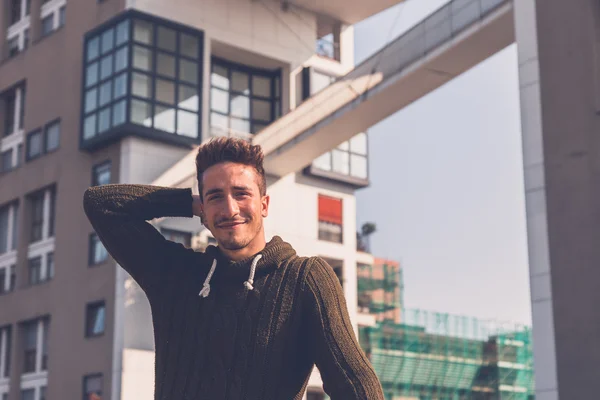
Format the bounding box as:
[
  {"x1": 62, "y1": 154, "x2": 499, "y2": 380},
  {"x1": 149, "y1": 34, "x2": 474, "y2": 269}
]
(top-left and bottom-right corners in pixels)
[{"x1": 200, "y1": 162, "x2": 269, "y2": 252}]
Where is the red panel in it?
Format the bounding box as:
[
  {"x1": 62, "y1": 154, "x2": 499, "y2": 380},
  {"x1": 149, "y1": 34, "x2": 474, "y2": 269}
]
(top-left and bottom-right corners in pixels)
[{"x1": 318, "y1": 195, "x2": 343, "y2": 225}]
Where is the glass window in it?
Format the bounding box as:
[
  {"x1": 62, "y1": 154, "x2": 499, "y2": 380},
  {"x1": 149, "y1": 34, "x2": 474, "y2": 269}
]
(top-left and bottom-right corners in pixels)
[
  {"x1": 155, "y1": 79, "x2": 175, "y2": 104},
  {"x1": 132, "y1": 73, "x2": 152, "y2": 98},
  {"x1": 116, "y1": 20, "x2": 130, "y2": 45},
  {"x1": 21, "y1": 389, "x2": 35, "y2": 400},
  {"x1": 231, "y1": 71, "x2": 249, "y2": 93},
  {"x1": 133, "y1": 19, "x2": 153, "y2": 44},
  {"x1": 89, "y1": 233, "x2": 108, "y2": 265},
  {"x1": 178, "y1": 85, "x2": 198, "y2": 111},
  {"x1": 84, "y1": 374, "x2": 103, "y2": 400},
  {"x1": 210, "y1": 88, "x2": 228, "y2": 114},
  {"x1": 177, "y1": 110, "x2": 198, "y2": 137},
  {"x1": 252, "y1": 76, "x2": 271, "y2": 98},
  {"x1": 87, "y1": 37, "x2": 100, "y2": 61},
  {"x1": 156, "y1": 53, "x2": 176, "y2": 77},
  {"x1": 101, "y1": 28, "x2": 114, "y2": 54},
  {"x1": 252, "y1": 99, "x2": 271, "y2": 121},
  {"x1": 98, "y1": 108, "x2": 111, "y2": 133},
  {"x1": 85, "y1": 89, "x2": 98, "y2": 113},
  {"x1": 45, "y1": 121, "x2": 60, "y2": 152},
  {"x1": 28, "y1": 256, "x2": 41, "y2": 285},
  {"x1": 26, "y1": 130, "x2": 42, "y2": 160},
  {"x1": 0, "y1": 206, "x2": 8, "y2": 254},
  {"x1": 154, "y1": 105, "x2": 175, "y2": 133},
  {"x1": 179, "y1": 59, "x2": 198, "y2": 84},
  {"x1": 99, "y1": 81, "x2": 112, "y2": 107},
  {"x1": 84, "y1": 115, "x2": 97, "y2": 139},
  {"x1": 58, "y1": 6, "x2": 65, "y2": 27},
  {"x1": 100, "y1": 54, "x2": 114, "y2": 80},
  {"x1": 115, "y1": 46, "x2": 129, "y2": 72},
  {"x1": 86, "y1": 302, "x2": 106, "y2": 337},
  {"x1": 130, "y1": 100, "x2": 151, "y2": 126},
  {"x1": 92, "y1": 161, "x2": 111, "y2": 186},
  {"x1": 113, "y1": 73, "x2": 128, "y2": 99},
  {"x1": 46, "y1": 252, "x2": 54, "y2": 280},
  {"x1": 332, "y1": 149, "x2": 350, "y2": 175},
  {"x1": 230, "y1": 94, "x2": 249, "y2": 118},
  {"x1": 211, "y1": 65, "x2": 229, "y2": 89},
  {"x1": 112, "y1": 100, "x2": 126, "y2": 126},
  {"x1": 22, "y1": 321, "x2": 37, "y2": 373},
  {"x1": 180, "y1": 34, "x2": 198, "y2": 58},
  {"x1": 350, "y1": 133, "x2": 367, "y2": 155},
  {"x1": 3, "y1": 90, "x2": 16, "y2": 137},
  {"x1": 157, "y1": 26, "x2": 176, "y2": 51},
  {"x1": 30, "y1": 192, "x2": 43, "y2": 243},
  {"x1": 41, "y1": 14, "x2": 53, "y2": 36},
  {"x1": 313, "y1": 152, "x2": 332, "y2": 171},
  {"x1": 230, "y1": 117, "x2": 249, "y2": 133},
  {"x1": 133, "y1": 46, "x2": 152, "y2": 71},
  {"x1": 86, "y1": 62, "x2": 99, "y2": 87},
  {"x1": 1, "y1": 149, "x2": 13, "y2": 172},
  {"x1": 350, "y1": 154, "x2": 368, "y2": 179}
]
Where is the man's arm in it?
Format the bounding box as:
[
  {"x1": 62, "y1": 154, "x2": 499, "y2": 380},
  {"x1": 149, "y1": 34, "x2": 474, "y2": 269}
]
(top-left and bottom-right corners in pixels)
[
  {"x1": 304, "y1": 258, "x2": 384, "y2": 400},
  {"x1": 83, "y1": 184, "x2": 202, "y2": 296}
]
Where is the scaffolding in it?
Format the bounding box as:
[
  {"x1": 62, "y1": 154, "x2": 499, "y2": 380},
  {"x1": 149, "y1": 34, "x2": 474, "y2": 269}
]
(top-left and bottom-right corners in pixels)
[
  {"x1": 359, "y1": 310, "x2": 535, "y2": 400},
  {"x1": 357, "y1": 258, "x2": 402, "y2": 323}
]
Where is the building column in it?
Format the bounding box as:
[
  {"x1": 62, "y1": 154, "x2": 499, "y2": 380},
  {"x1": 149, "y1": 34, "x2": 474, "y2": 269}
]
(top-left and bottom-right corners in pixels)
[{"x1": 29, "y1": 0, "x2": 42, "y2": 45}]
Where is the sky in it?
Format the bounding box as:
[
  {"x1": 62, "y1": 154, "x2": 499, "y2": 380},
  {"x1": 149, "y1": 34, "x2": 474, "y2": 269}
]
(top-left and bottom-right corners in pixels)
[{"x1": 353, "y1": 0, "x2": 532, "y2": 325}]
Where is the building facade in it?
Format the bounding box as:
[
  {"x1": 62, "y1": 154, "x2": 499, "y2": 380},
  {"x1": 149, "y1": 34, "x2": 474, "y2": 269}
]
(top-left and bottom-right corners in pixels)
[{"x1": 0, "y1": 0, "x2": 401, "y2": 399}]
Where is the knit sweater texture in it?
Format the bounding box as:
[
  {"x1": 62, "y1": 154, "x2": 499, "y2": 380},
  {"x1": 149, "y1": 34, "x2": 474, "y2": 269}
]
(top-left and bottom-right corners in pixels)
[{"x1": 83, "y1": 184, "x2": 384, "y2": 400}]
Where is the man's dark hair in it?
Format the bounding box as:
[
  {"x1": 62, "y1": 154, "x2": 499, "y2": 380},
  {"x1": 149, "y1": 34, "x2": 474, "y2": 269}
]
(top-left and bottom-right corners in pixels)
[{"x1": 195, "y1": 137, "x2": 266, "y2": 199}]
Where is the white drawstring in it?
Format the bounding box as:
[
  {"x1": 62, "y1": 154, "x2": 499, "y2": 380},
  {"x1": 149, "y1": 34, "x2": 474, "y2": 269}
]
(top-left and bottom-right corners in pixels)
[
  {"x1": 244, "y1": 254, "x2": 263, "y2": 291},
  {"x1": 199, "y1": 259, "x2": 217, "y2": 298}
]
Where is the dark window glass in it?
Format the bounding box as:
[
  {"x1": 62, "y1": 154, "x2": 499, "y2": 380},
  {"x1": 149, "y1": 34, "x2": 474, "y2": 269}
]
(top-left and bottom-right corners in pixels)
[
  {"x1": 1, "y1": 149, "x2": 13, "y2": 172},
  {"x1": 28, "y1": 256, "x2": 42, "y2": 285},
  {"x1": 22, "y1": 321, "x2": 37, "y2": 373},
  {"x1": 86, "y1": 302, "x2": 106, "y2": 337},
  {"x1": 83, "y1": 374, "x2": 103, "y2": 400},
  {"x1": 0, "y1": 205, "x2": 8, "y2": 254},
  {"x1": 46, "y1": 252, "x2": 54, "y2": 280},
  {"x1": 58, "y1": 6, "x2": 65, "y2": 27},
  {"x1": 48, "y1": 188, "x2": 56, "y2": 238},
  {"x1": 10, "y1": 0, "x2": 22, "y2": 25},
  {"x1": 26, "y1": 130, "x2": 42, "y2": 161},
  {"x1": 92, "y1": 161, "x2": 111, "y2": 186},
  {"x1": 4, "y1": 90, "x2": 16, "y2": 137},
  {"x1": 21, "y1": 389, "x2": 35, "y2": 400},
  {"x1": 89, "y1": 233, "x2": 108, "y2": 265},
  {"x1": 30, "y1": 192, "x2": 44, "y2": 243},
  {"x1": 1, "y1": 326, "x2": 11, "y2": 377},
  {"x1": 41, "y1": 14, "x2": 54, "y2": 36},
  {"x1": 45, "y1": 120, "x2": 60, "y2": 152}
]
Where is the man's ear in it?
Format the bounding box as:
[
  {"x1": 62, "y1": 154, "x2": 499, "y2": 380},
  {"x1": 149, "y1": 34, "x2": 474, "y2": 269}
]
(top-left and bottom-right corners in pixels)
[{"x1": 261, "y1": 195, "x2": 270, "y2": 218}]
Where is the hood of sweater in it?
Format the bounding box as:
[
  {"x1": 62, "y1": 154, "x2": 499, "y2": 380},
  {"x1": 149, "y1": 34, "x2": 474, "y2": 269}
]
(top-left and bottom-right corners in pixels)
[{"x1": 203, "y1": 236, "x2": 296, "y2": 283}]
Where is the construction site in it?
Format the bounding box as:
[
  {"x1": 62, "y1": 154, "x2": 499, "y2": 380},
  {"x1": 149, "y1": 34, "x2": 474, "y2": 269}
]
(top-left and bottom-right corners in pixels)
[{"x1": 357, "y1": 259, "x2": 534, "y2": 400}]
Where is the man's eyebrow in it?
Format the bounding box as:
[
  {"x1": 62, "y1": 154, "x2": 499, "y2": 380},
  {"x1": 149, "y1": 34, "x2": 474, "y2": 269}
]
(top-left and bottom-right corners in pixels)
[
  {"x1": 232, "y1": 186, "x2": 252, "y2": 191},
  {"x1": 204, "y1": 188, "x2": 224, "y2": 196}
]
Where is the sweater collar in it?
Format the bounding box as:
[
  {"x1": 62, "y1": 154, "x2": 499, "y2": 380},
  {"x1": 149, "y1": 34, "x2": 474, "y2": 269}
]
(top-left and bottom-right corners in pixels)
[{"x1": 204, "y1": 236, "x2": 296, "y2": 281}]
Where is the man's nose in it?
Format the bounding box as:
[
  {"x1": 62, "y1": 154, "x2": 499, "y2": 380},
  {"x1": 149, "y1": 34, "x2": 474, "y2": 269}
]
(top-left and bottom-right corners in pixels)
[{"x1": 223, "y1": 195, "x2": 240, "y2": 217}]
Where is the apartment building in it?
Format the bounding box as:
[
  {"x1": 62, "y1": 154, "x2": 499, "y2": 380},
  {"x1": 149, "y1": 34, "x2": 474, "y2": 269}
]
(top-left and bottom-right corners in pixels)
[{"x1": 0, "y1": 0, "x2": 402, "y2": 398}]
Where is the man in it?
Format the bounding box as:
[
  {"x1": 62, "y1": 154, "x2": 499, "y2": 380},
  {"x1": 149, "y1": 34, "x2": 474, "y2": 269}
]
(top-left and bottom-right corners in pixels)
[{"x1": 83, "y1": 137, "x2": 383, "y2": 400}]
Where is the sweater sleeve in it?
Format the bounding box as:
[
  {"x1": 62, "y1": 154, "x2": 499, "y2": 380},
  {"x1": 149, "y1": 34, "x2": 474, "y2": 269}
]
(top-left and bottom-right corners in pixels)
[
  {"x1": 83, "y1": 184, "x2": 201, "y2": 296},
  {"x1": 304, "y1": 258, "x2": 384, "y2": 400}
]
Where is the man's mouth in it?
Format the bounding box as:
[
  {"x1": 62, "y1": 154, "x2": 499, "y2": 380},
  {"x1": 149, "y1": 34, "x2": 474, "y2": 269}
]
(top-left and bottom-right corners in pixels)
[{"x1": 217, "y1": 221, "x2": 246, "y2": 229}]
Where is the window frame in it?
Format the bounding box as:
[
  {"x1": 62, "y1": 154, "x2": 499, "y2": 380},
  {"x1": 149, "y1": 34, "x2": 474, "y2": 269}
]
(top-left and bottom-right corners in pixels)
[
  {"x1": 91, "y1": 160, "x2": 111, "y2": 186},
  {"x1": 43, "y1": 118, "x2": 61, "y2": 153},
  {"x1": 82, "y1": 373, "x2": 103, "y2": 400},
  {"x1": 25, "y1": 129, "x2": 43, "y2": 161},
  {"x1": 209, "y1": 57, "x2": 282, "y2": 137},
  {"x1": 88, "y1": 232, "x2": 108, "y2": 266},
  {"x1": 85, "y1": 301, "x2": 106, "y2": 338}
]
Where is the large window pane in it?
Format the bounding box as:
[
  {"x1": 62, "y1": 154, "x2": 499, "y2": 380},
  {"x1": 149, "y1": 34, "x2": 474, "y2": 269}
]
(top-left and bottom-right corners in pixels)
[
  {"x1": 116, "y1": 20, "x2": 130, "y2": 45},
  {"x1": 210, "y1": 112, "x2": 227, "y2": 131},
  {"x1": 350, "y1": 133, "x2": 367, "y2": 155},
  {"x1": 178, "y1": 85, "x2": 198, "y2": 111},
  {"x1": 113, "y1": 73, "x2": 127, "y2": 99},
  {"x1": 177, "y1": 110, "x2": 197, "y2": 137},
  {"x1": 179, "y1": 59, "x2": 198, "y2": 84},
  {"x1": 314, "y1": 152, "x2": 332, "y2": 171},
  {"x1": 156, "y1": 53, "x2": 175, "y2": 78},
  {"x1": 86, "y1": 62, "x2": 99, "y2": 87},
  {"x1": 101, "y1": 28, "x2": 114, "y2": 54},
  {"x1": 154, "y1": 105, "x2": 175, "y2": 133},
  {"x1": 99, "y1": 81, "x2": 112, "y2": 107},
  {"x1": 87, "y1": 36, "x2": 100, "y2": 61},
  {"x1": 85, "y1": 89, "x2": 97, "y2": 113},
  {"x1": 98, "y1": 108, "x2": 111, "y2": 133},
  {"x1": 180, "y1": 34, "x2": 198, "y2": 58},
  {"x1": 133, "y1": 46, "x2": 151, "y2": 71},
  {"x1": 112, "y1": 100, "x2": 126, "y2": 126},
  {"x1": 131, "y1": 100, "x2": 151, "y2": 126},
  {"x1": 231, "y1": 71, "x2": 249, "y2": 93},
  {"x1": 252, "y1": 76, "x2": 271, "y2": 98},
  {"x1": 132, "y1": 73, "x2": 152, "y2": 98},
  {"x1": 100, "y1": 54, "x2": 113, "y2": 80},
  {"x1": 155, "y1": 79, "x2": 175, "y2": 104},
  {"x1": 350, "y1": 154, "x2": 367, "y2": 179},
  {"x1": 157, "y1": 26, "x2": 176, "y2": 51},
  {"x1": 210, "y1": 88, "x2": 228, "y2": 114},
  {"x1": 230, "y1": 117, "x2": 249, "y2": 133},
  {"x1": 230, "y1": 94, "x2": 249, "y2": 118},
  {"x1": 115, "y1": 46, "x2": 128, "y2": 72},
  {"x1": 211, "y1": 65, "x2": 229, "y2": 89},
  {"x1": 45, "y1": 122, "x2": 60, "y2": 152},
  {"x1": 84, "y1": 115, "x2": 97, "y2": 139},
  {"x1": 133, "y1": 19, "x2": 153, "y2": 44},
  {"x1": 332, "y1": 149, "x2": 349, "y2": 175},
  {"x1": 251, "y1": 99, "x2": 271, "y2": 121},
  {"x1": 27, "y1": 131, "x2": 42, "y2": 160}
]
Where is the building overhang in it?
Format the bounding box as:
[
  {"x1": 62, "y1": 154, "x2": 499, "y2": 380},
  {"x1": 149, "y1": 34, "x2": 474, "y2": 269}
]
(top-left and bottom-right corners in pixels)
[{"x1": 281, "y1": 0, "x2": 406, "y2": 25}]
